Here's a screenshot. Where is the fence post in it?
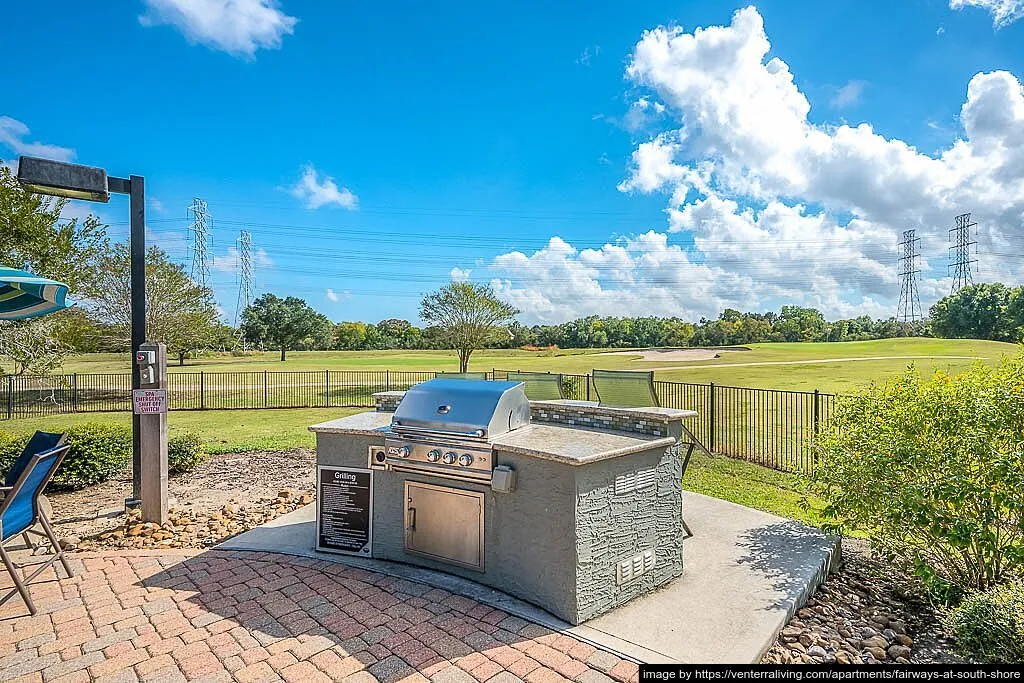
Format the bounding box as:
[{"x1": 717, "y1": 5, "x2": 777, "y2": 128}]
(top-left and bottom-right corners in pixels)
[
  {"x1": 813, "y1": 389, "x2": 820, "y2": 437},
  {"x1": 5, "y1": 376, "x2": 12, "y2": 419},
  {"x1": 325, "y1": 369, "x2": 330, "y2": 407},
  {"x1": 709, "y1": 382, "x2": 716, "y2": 453},
  {"x1": 200, "y1": 371, "x2": 205, "y2": 410},
  {"x1": 586, "y1": 374, "x2": 591, "y2": 402},
  {"x1": 263, "y1": 370, "x2": 269, "y2": 408},
  {"x1": 385, "y1": 369, "x2": 390, "y2": 391},
  {"x1": 72, "y1": 373, "x2": 79, "y2": 412}
]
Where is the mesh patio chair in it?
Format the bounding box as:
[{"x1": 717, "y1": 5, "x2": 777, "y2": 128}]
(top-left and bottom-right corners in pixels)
[
  {"x1": 591, "y1": 369, "x2": 660, "y2": 408},
  {"x1": 506, "y1": 371, "x2": 566, "y2": 401},
  {"x1": 435, "y1": 372, "x2": 488, "y2": 380},
  {"x1": 1, "y1": 431, "x2": 66, "y2": 551},
  {"x1": 3, "y1": 431, "x2": 66, "y2": 491},
  {"x1": 0, "y1": 443, "x2": 74, "y2": 615}
]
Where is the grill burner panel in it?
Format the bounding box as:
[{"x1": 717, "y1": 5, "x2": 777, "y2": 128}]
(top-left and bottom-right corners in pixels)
[
  {"x1": 381, "y1": 435, "x2": 493, "y2": 483},
  {"x1": 383, "y1": 378, "x2": 531, "y2": 484}
]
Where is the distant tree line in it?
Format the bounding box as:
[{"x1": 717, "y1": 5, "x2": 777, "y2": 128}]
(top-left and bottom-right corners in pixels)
[{"x1": 316, "y1": 306, "x2": 931, "y2": 351}]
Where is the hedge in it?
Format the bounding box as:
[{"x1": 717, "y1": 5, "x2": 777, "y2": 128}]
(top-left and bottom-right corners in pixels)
[
  {"x1": 0, "y1": 424, "x2": 207, "y2": 490},
  {"x1": 948, "y1": 580, "x2": 1024, "y2": 662}
]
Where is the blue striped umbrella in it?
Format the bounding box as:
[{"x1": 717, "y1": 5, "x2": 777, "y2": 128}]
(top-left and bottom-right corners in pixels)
[{"x1": 0, "y1": 266, "x2": 71, "y2": 320}]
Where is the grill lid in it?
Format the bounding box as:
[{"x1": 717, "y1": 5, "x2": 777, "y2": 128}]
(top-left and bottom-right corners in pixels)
[{"x1": 391, "y1": 378, "x2": 530, "y2": 439}]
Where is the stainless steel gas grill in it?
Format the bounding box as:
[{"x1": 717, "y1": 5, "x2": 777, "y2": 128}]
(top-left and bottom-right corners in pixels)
[
  {"x1": 313, "y1": 378, "x2": 698, "y2": 624},
  {"x1": 370, "y1": 378, "x2": 531, "y2": 484}
]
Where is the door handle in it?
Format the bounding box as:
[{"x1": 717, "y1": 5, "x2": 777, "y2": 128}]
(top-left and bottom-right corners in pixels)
[{"x1": 407, "y1": 506, "x2": 416, "y2": 531}]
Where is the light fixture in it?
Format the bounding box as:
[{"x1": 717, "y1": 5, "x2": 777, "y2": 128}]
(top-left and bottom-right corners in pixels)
[{"x1": 16, "y1": 156, "x2": 110, "y2": 203}]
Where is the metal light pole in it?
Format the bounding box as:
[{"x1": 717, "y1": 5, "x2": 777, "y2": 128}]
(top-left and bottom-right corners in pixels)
[{"x1": 17, "y1": 156, "x2": 148, "y2": 505}]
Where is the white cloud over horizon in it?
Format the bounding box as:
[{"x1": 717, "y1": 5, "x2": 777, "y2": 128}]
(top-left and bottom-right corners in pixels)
[
  {"x1": 290, "y1": 164, "x2": 359, "y2": 210},
  {"x1": 949, "y1": 0, "x2": 1024, "y2": 27},
  {"x1": 139, "y1": 0, "x2": 297, "y2": 58},
  {"x1": 481, "y1": 6, "x2": 1024, "y2": 324}
]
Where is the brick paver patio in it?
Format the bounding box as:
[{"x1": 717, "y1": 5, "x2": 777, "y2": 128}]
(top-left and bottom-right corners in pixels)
[{"x1": 0, "y1": 550, "x2": 639, "y2": 683}]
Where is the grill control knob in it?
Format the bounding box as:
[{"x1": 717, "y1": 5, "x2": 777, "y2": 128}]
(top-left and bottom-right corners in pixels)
[
  {"x1": 442, "y1": 451, "x2": 458, "y2": 465},
  {"x1": 397, "y1": 446, "x2": 411, "y2": 458},
  {"x1": 426, "y1": 449, "x2": 441, "y2": 463},
  {"x1": 458, "y1": 453, "x2": 474, "y2": 467}
]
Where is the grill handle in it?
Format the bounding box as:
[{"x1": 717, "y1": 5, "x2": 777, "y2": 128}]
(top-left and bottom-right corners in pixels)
[{"x1": 390, "y1": 424, "x2": 486, "y2": 439}]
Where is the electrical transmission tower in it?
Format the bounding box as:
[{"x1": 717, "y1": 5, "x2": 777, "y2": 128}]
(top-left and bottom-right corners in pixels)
[
  {"x1": 235, "y1": 230, "x2": 254, "y2": 326},
  {"x1": 187, "y1": 198, "x2": 211, "y2": 288},
  {"x1": 949, "y1": 212, "x2": 977, "y2": 294},
  {"x1": 896, "y1": 229, "x2": 923, "y2": 334}
]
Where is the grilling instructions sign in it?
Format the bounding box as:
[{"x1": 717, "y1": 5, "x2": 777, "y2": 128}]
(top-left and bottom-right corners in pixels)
[{"x1": 316, "y1": 466, "x2": 373, "y2": 555}]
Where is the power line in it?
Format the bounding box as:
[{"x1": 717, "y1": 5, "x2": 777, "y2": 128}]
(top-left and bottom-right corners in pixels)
[
  {"x1": 186, "y1": 198, "x2": 211, "y2": 288},
  {"x1": 949, "y1": 212, "x2": 977, "y2": 294},
  {"x1": 896, "y1": 229, "x2": 922, "y2": 333}
]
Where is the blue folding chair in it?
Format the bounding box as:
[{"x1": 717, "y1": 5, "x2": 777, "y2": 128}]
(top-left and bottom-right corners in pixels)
[
  {"x1": 3, "y1": 432, "x2": 66, "y2": 490},
  {"x1": 1, "y1": 432, "x2": 66, "y2": 552},
  {"x1": 0, "y1": 443, "x2": 73, "y2": 615}
]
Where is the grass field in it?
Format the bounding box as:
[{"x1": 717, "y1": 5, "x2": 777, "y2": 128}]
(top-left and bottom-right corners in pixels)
[
  {"x1": 38, "y1": 338, "x2": 1021, "y2": 394},
  {"x1": 0, "y1": 406, "x2": 829, "y2": 528}
]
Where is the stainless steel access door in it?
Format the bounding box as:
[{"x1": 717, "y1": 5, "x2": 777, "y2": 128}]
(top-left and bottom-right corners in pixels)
[{"x1": 404, "y1": 481, "x2": 485, "y2": 571}]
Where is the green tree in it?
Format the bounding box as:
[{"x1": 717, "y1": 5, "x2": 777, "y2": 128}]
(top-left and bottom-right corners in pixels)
[
  {"x1": 419, "y1": 282, "x2": 518, "y2": 371},
  {"x1": 0, "y1": 317, "x2": 71, "y2": 375},
  {"x1": 930, "y1": 283, "x2": 1016, "y2": 341},
  {"x1": 0, "y1": 165, "x2": 109, "y2": 293},
  {"x1": 240, "y1": 294, "x2": 330, "y2": 361},
  {"x1": 334, "y1": 321, "x2": 367, "y2": 350},
  {"x1": 88, "y1": 245, "x2": 221, "y2": 365}
]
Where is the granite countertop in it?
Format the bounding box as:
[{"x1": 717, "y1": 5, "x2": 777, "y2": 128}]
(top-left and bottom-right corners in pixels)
[
  {"x1": 309, "y1": 411, "x2": 676, "y2": 465},
  {"x1": 490, "y1": 423, "x2": 675, "y2": 464},
  {"x1": 310, "y1": 411, "x2": 392, "y2": 435},
  {"x1": 529, "y1": 400, "x2": 697, "y2": 422}
]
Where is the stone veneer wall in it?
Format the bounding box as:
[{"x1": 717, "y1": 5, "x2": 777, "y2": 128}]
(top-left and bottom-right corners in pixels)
[
  {"x1": 573, "y1": 443, "x2": 684, "y2": 622},
  {"x1": 374, "y1": 395, "x2": 402, "y2": 412},
  {"x1": 529, "y1": 404, "x2": 668, "y2": 437}
]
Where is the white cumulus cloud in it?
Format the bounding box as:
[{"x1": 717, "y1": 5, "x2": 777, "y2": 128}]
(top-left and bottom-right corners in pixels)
[
  {"x1": 949, "y1": 0, "x2": 1024, "y2": 27},
  {"x1": 326, "y1": 288, "x2": 340, "y2": 302},
  {"x1": 139, "y1": 0, "x2": 297, "y2": 58},
  {"x1": 483, "y1": 6, "x2": 1024, "y2": 323},
  {"x1": 449, "y1": 267, "x2": 472, "y2": 282},
  {"x1": 290, "y1": 164, "x2": 359, "y2": 210}
]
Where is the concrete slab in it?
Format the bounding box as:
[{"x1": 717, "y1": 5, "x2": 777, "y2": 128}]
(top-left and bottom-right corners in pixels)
[{"x1": 219, "y1": 491, "x2": 839, "y2": 664}]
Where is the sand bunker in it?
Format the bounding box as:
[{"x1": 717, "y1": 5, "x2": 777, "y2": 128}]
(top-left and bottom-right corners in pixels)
[{"x1": 596, "y1": 348, "x2": 741, "y2": 362}]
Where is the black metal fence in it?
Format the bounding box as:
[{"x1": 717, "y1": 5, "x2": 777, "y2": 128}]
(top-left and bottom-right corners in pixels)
[{"x1": 1, "y1": 369, "x2": 834, "y2": 473}]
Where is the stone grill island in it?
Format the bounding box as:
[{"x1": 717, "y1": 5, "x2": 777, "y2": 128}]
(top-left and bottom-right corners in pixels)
[{"x1": 310, "y1": 379, "x2": 698, "y2": 625}]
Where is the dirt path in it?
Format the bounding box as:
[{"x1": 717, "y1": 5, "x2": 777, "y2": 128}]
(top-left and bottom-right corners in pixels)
[{"x1": 647, "y1": 355, "x2": 981, "y2": 372}]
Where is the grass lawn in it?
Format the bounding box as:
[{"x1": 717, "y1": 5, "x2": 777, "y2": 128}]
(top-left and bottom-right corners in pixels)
[
  {"x1": 1, "y1": 406, "x2": 829, "y2": 528},
  {"x1": 0, "y1": 407, "x2": 362, "y2": 455},
  {"x1": 38, "y1": 338, "x2": 1020, "y2": 394}
]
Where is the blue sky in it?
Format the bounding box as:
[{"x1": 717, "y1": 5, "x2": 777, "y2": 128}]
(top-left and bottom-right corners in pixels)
[{"x1": 2, "y1": 0, "x2": 1023, "y2": 325}]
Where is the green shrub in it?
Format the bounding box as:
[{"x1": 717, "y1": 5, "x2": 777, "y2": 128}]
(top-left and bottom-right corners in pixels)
[
  {"x1": 0, "y1": 429, "x2": 29, "y2": 481},
  {"x1": 168, "y1": 432, "x2": 207, "y2": 473},
  {"x1": 54, "y1": 422, "x2": 132, "y2": 490},
  {"x1": 811, "y1": 354, "x2": 1024, "y2": 600},
  {"x1": 948, "y1": 580, "x2": 1024, "y2": 662}
]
